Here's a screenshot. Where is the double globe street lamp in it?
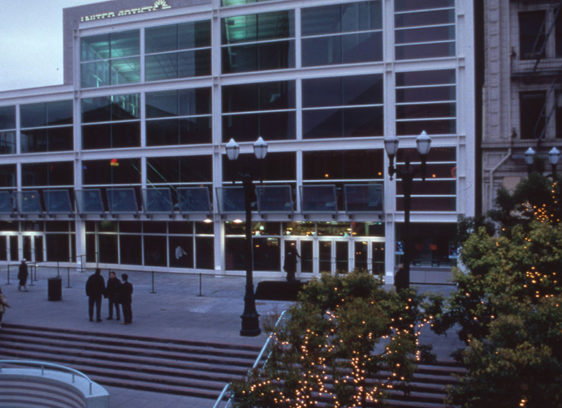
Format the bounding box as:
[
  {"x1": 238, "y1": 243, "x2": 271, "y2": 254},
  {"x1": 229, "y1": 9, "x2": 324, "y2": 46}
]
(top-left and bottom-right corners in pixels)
[
  {"x1": 524, "y1": 146, "x2": 560, "y2": 175},
  {"x1": 384, "y1": 130, "x2": 432, "y2": 291},
  {"x1": 225, "y1": 136, "x2": 268, "y2": 336}
]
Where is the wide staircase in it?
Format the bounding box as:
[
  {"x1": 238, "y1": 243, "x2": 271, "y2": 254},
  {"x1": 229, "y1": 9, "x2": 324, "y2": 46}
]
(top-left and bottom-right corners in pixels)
[
  {"x1": 0, "y1": 323, "x2": 261, "y2": 401},
  {"x1": 0, "y1": 324, "x2": 464, "y2": 407}
]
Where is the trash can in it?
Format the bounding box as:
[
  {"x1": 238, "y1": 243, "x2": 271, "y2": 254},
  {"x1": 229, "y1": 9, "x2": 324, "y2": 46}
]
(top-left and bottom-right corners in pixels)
[{"x1": 48, "y1": 277, "x2": 62, "y2": 301}]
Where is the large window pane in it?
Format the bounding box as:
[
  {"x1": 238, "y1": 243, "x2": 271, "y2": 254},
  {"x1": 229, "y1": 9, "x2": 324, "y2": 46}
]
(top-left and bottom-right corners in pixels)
[
  {"x1": 82, "y1": 122, "x2": 140, "y2": 149},
  {"x1": 520, "y1": 91, "x2": 546, "y2": 139},
  {"x1": 147, "y1": 88, "x2": 211, "y2": 117},
  {"x1": 82, "y1": 159, "x2": 141, "y2": 185},
  {"x1": 46, "y1": 234, "x2": 70, "y2": 262},
  {"x1": 223, "y1": 112, "x2": 295, "y2": 142},
  {"x1": 170, "y1": 236, "x2": 194, "y2": 268},
  {"x1": 99, "y1": 235, "x2": 118, "y2": 264},
  {"x1": 254, "y1": 238, "x2": 280, "y2": 271},
  {"x1": 223, "y1": 81, "x2": 295, "y2": 112},
  {"x1": 222, "y1": 11, "x2": 293, "y2": 44},
  {"x1": 147, "y1": 156, "x2": 212, "y2": 183},
  {"x1": 302, "y1": 1, "x2": 382, "y2": 36},
  {"x1": 144, "y1": 235, "x2": 167, "y2": 266},
  {"x1": 519, "y1": 11, "x2": 546, "y2": 60},
  {"x1": 81, "y1": 33, "x2": 110, "y2": 61},
  {"x1": 146, "y1": 21, "x2": 210, "y2": 52},
  {"x1": 21, "y1": 127, "x2": 73, "y2": 152},
  {"x1": 0, "y1": 165, "x2": 16, "y2": 187},
  {"x1": 303, "y1": 75, "x2": 382, "y2": 107},
  {"x1": 21, "y1": 100, "x2": 73, "y2": 128},
  {"x1": 0, "y1": 106, "x2": 15, "y2": 130},
  {"x1": 147, "y1": 117, "x2": 211, "y2": 146},
  {"x1": 22, "y1": 162, "x2": 73, "y2": 186},
  {"x1": 303, "y1": 150, "x2": 383, "y2": 180},
  {"x1": 120, "y1": 235, "x2": 142, "y2": 265},
  {"x1": 223, "y1": 152, "x2": 296, "y2": 182},
  {"x1": 196, "y1": 237, "x2": 214, "y2": 269},
  {"x1": 222, "y1": 41, "x2": 294, "y2": 73},
  {"x1": 396, "y1": 42, "x2": 455, "y2": 59}
]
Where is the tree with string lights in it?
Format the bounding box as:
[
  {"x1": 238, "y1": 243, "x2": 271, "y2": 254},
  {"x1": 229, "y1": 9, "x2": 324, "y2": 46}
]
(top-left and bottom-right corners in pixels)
[
  {"x1": 432, "y1": 173, "x2": 562, "y2": 407},
  {"x1": 231, "y1": 271, "x2": 438, "y2": 407}
]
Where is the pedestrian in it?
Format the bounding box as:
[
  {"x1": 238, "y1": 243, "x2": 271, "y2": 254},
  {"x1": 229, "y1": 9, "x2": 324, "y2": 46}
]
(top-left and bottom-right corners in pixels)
[
  {"x1": 85, "y1": 268, "x2": 105, "y2": 322},
  {"x1": 105, "y1": 271, "x2": 121, "y2": 321},
  {"x1": 0, "y1": 287, "x2": 10, "y2": 328},
  {"x1": 283, "y1": 244, "x2": 300, "y2": 283},
  {"x1": 18, "y1": 259, "x2": 28, "y2": 292},
  {"x1": 394, "y1": 264, "x2": 407, "y2": 292},
  {"x1": 120, "y1": 273, "x2": 133, "y2": 324}
]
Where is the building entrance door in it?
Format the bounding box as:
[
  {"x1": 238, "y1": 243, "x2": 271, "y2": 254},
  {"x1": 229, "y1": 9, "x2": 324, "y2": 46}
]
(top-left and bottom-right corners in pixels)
[
  {"x1": 282, "y1": 236, "x2": 385, "y2": 278},
  {"x1": 0, "y1": 233, "x2": 44, "y2": 263}
]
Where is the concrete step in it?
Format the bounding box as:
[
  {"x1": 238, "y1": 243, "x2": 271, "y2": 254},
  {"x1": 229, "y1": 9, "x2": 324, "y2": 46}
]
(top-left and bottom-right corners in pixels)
[
  {"x1": 0, "y1": 345, "x2": 247, "y2": 384},
  {"x1": 1, "y1": 324, "x2": 260, "y2": 359},
  {"x1": 0, "y1": 334, "x2": 255, "y2": 370}
]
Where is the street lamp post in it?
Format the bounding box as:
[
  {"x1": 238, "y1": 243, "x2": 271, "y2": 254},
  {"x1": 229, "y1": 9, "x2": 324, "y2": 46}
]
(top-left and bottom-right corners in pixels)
[
  {"x1": 225, "y1": 136, "x2": 268, "y2": 336},
  {"x1": 384, "y1": 131, "x2": 432, "y2": 291}
]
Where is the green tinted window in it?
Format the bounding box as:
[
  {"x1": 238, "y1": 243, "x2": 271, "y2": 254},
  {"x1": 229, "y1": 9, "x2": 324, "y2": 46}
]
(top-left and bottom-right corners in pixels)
[
  {"x1": 80, "y1": 30, "x2": 139, "y2": 88},
  {"x1": 222, "y1": 11, "x2": 294, "y2": 44},
  {"x1": 81, "y1": 30, "x2": 138, "y2": 61}
]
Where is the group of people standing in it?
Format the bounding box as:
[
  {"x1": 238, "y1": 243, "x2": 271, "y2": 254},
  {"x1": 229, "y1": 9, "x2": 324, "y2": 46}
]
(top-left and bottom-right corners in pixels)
[{"x1": 85, "y1": 269, "x2": 133, "y2": 324}]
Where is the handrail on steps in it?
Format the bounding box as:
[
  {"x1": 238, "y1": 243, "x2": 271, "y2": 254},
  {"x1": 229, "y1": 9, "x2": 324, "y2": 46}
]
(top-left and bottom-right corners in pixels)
[
  {"x1": 0, "y1": 359, "x2": 96, "y2": 395},
  {"x1": 213, "y1": 310, "x2": 288, "y2": 408}
]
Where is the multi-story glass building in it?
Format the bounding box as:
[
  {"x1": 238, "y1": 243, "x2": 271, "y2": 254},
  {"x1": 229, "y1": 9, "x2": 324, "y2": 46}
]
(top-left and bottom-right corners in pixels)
[{"x1": 0, "y1": 0, "x2": 476, "y2": 284}]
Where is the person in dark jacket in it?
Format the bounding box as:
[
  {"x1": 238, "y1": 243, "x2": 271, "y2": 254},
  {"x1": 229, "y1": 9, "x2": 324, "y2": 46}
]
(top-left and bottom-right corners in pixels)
[
  {"x1": 85, "y1": 269, "x2": 105, "y2": 322},
  {"x1": 120, "y1": 273, "x2": 133, "y2": 324},
  {"x1": 105, "y1": 271, "x2": 121, "y2": 321},
  {"x1": 283, "y1": 245, "x2": 300, "y2": 283},
  {"x1": 18, "y1": 259, "x2": 28, "y2": 292}
]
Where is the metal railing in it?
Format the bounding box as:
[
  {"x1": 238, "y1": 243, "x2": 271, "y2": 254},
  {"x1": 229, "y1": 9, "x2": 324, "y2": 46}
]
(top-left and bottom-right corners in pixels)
[
  {"x1": 213, "y1": 310, "x2": 288, "y2": 408},
  {"x1": 0, "y1": 360, "x2": 96, "y2": 395}
]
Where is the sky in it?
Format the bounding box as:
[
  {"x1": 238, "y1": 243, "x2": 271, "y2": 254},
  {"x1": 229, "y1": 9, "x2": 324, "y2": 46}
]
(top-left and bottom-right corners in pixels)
[{"x1": 0, "y1": 0, "x2": 100, "y2": 92}]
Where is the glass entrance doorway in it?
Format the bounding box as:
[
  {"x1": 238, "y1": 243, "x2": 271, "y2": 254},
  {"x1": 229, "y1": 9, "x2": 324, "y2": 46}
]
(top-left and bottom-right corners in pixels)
[
  {"x1": 282, "y1": 237, "x2": 384, "y2": 277},
  {"x1": 0, "y1": 233, "x2": 44, "y2": 262}
]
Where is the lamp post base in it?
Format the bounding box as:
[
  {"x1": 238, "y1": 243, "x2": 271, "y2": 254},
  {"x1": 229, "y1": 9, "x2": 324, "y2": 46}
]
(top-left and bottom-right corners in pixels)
[{"x1": 240, "y1": 313, "x2": 261, "y2": 337}]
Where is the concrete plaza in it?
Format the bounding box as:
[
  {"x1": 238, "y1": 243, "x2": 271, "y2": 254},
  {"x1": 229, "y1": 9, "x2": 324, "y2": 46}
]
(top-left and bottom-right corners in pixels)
[{"x1": 0, "y1": 266, "x2": 462, "y2": 407}]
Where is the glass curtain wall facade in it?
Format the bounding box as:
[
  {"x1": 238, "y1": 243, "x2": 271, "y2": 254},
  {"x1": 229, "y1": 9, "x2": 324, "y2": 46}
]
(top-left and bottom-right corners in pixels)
[{"x1": 0, "y1": 0, "x2": 476, "y2": 283}]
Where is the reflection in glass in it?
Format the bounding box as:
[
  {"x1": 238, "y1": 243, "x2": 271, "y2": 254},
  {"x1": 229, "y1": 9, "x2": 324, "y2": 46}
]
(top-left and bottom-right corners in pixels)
[
  {"x1": 170, "y1": 236, "x2": 194, "y2": 268},
  {"x1": 255, "y1": 185, "x2": 293, "y2": 213},
  {"x1": 0, "y1": 191, "x2": 13, "y2": 213},
  {"x1": 220, "y1": 186, "x2": 245, "y2": 212},
  {"x1": 301, "y1": 185, "x2": 337, "y2": 213},
  {"x1": 76, "y1": 189, "x2": 105, "y2": 213},
  {"x1": 176, "y1": 187, "x2": 211, "y2": 213},
  {"x1": 344, "y1": 184, "x2": 383, "y2": 212},
  {"x1": 0, "y1": 106, "x2": 16, "y2": 130},
  {"x1": 18, "y1": 191, "x2": 42, "y2": 214},
  {"x1": 355, "y1": 241, "x2": 367, "y2": 271},
  {"x1": 107, "y1": 188, "x2": 138, "y2": 213},
  {"x1": 336, "y1": 241, "x2": 348, "y2": 273},
  {"x1": 300, "y1": 241, "x2": 313, "y2": 273},
  {"x1": 143, "y1": 189, "x2": 173, "y2": 213},
  {"x1": 319, "y1": 240, "x2": 332, "y2": 273},
  {"x1": 44, "y1": 190, "x2": 72, "y2": 213}
]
